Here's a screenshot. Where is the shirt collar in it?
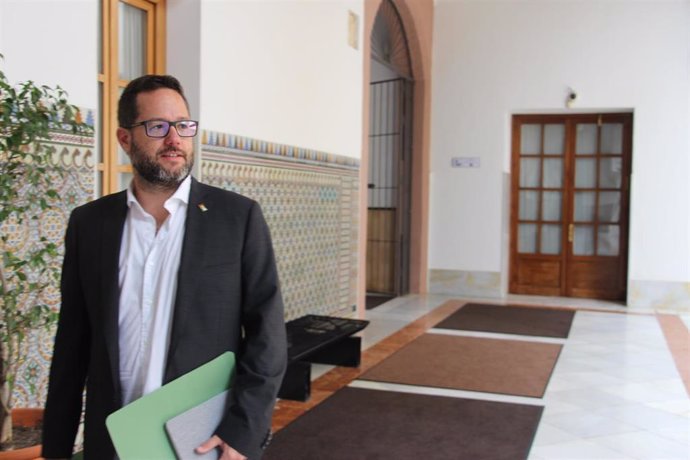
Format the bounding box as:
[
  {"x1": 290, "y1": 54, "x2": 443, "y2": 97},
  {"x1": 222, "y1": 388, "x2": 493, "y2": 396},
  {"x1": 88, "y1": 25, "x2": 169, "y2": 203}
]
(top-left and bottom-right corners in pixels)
[{"x1": 126, "y1": 175, "x2": 192, "y2": 212}]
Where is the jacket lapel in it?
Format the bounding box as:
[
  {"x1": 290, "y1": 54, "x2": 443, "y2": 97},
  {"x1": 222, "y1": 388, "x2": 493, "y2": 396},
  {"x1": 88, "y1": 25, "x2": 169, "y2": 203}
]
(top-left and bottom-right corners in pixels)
[
  {"x1": 100, "y1": 191, "x2": 128, "y2": 403},
  {"x1": 165, "y1": 178, "x2": 208, "y2": 380}
]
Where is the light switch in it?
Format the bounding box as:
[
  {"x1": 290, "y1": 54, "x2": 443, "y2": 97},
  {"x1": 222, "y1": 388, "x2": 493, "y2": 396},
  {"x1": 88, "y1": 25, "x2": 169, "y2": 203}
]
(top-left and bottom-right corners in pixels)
[{"x1": 451, "y1": 157, "x2": 480, "y2": 168}]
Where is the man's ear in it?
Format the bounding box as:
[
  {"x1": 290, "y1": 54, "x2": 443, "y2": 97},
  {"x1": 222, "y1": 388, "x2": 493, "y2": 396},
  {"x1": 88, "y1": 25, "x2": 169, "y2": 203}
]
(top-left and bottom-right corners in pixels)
[{"x1": 116, "y1": 127, "x2": 132, "y2": 155}]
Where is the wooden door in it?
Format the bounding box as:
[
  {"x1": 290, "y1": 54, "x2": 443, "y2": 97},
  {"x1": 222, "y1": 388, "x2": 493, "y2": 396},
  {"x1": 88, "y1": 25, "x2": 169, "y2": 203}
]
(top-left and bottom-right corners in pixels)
[
  {"x1": 509, "y1": 113, "x2": 632, "y2": 300},
  {"x1": 367, "y1": 208, "x2": 396, "y2": 293}
]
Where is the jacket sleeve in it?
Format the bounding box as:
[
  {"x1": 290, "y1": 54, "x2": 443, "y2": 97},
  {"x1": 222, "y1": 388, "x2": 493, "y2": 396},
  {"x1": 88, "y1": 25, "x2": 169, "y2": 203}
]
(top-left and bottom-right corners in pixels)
[
  {"x1": 42, "y1": 209, "x2": 90, "y2": 458},
  {"x1": 214, "y1": 201, "x2": 287, "y2": 459}
]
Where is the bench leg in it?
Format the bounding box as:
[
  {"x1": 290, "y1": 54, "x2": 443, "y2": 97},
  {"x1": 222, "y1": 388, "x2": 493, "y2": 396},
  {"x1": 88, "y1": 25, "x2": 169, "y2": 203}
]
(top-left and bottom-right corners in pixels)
[
  {"x1": 307, "y1": 336, "x2": 362, "y2": 367},
  {"x1": 278, "y1": 360, "x2": 311, "y2": 401}
]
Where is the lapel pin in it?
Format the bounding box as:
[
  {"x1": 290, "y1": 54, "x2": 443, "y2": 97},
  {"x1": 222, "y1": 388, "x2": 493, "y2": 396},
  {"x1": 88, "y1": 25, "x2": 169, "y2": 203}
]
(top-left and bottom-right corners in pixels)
[{"x1": 198, "y1": 203, "x2": 208, "y2": 212}]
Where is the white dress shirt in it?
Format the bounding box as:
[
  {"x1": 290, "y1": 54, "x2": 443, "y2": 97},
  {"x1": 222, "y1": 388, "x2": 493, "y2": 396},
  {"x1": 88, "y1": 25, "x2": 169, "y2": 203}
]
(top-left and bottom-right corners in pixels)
[{"x1": 118, "y1": 176, "x2": 191, "y2": 405}]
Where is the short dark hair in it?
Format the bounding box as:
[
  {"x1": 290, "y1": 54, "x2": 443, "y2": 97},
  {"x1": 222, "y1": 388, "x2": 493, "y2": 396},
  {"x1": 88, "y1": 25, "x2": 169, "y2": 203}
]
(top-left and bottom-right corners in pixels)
[{"x1": 117, "y1": 74, "x2": 190, "y2": 128}]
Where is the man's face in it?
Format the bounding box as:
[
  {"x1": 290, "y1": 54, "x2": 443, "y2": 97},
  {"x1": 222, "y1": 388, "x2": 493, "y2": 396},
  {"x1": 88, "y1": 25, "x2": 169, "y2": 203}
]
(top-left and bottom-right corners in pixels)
[{"x1": 118, "y1": 88, "x2": 195, "y2": 189}]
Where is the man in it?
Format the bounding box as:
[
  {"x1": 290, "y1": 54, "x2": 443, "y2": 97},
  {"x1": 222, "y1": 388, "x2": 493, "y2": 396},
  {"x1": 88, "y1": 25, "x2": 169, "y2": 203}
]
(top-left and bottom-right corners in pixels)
[{"x1": 42, "y1": 75, "x2": 287, "y2": 460}]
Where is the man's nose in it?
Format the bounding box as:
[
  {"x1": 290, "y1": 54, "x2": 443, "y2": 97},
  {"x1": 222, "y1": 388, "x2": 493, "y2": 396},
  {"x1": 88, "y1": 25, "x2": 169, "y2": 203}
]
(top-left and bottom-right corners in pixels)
[{"x1": 164, "y1": 124, "x2": 183, "y2": 145}]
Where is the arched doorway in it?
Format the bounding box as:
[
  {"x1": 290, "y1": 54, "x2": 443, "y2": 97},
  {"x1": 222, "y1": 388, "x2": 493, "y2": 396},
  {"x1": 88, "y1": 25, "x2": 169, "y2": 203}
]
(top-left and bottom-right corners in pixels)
[{"x1": 366, "y1": 0, "x2": 413, "y2": 309}]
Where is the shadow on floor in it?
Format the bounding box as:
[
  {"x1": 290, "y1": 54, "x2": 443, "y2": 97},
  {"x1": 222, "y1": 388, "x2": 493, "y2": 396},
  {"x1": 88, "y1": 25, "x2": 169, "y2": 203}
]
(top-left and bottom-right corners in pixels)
[{"x1": 366, "y1": 294, "x2": 395, "y2": 310}]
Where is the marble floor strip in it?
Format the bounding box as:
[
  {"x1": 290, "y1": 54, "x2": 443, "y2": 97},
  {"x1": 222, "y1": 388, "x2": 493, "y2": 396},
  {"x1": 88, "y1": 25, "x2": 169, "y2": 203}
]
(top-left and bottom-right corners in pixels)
[
  {"x1": 657, "y1": 314, "x2": 690, "y2": 397},
  {"x1": 271, "y1": 295, "x2": 690, "y2": 459}
]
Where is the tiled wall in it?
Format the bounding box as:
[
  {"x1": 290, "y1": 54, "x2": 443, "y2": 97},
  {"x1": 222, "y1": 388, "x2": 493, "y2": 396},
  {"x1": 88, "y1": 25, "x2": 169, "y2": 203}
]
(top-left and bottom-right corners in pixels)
[
  {"x1": 11, "y1": 125, "x2": 360, "y2": 407},
  {"x1": 201, "y1": 130, "x2": 360, "y2": 321},
  {"x1": 10, "y1": 126, "x2": 96, "y2": 407}
]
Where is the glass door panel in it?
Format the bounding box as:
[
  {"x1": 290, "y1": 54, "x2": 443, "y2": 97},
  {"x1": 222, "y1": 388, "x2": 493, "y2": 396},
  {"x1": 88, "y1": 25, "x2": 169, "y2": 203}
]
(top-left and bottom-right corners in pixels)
[
  {"x1": 576, "y1": 124, "x2": 597, "y2": 155},
  {"x1": 519, "y1": 191, "x2": 539, "y2": 220},
  {"x1": 119, "y1": 2, "x2": 148, "y2": 80},
  {"x1": 597, "y1": 225, "x2": 620, "y2": 255},
  {"x1": 520, "y1": 158, "x2": 541, "y2": 187},
  {"x1": 573, "y1": 118, "x2": 625, "y2": 261},
  {"x1": 544, "y1": 124, "x2": 565, "y2": 155},
  {"x1": 573, "y1": 225, "x2": 595, "y2": 255},
  {"x1": 574, "y1": 192, "x2": 595, "y2": 222},
  {"x1": 520, "y1": 124, "x2": 541, "y2": 155},
  {"x1": 515, "y1": 121, "x2": 565, "y2": 256},
  {"x1": 118, "y1": 141, "x2": 131, "y2": 164},
  {"x1": 118, "y1": 171, "x2": 133, "y2": 191},
  {"x1": 100, "y1": 0, "x2": 160, "y2": 196},
  {"x1": 575, "y1": 158, "x2": 596, "y2": 188},
  {"x1": 542, "y1": 191, "x2": 561, "y2": 221},
  {"x1": 518, "y1": 224, "x2": 537, "y2": 253},
  {"x1": 115, "y1": 86, "x2": 132, "y2": 173},
  {"x1": 599, "y1": 158, "x2": 622, "y2": 188},
  {"x1": 541, "y1": 224, "x2": 561, "y2": 255},
  {"x1": 543, "y1": 159, "x2": 563, "y2": 188},
  {"x1": 598, "y1": 191, "x2": 621, "y2": 222},
  {"x1": 600, "y1": 123, "x2": 623, "y2": 154}
]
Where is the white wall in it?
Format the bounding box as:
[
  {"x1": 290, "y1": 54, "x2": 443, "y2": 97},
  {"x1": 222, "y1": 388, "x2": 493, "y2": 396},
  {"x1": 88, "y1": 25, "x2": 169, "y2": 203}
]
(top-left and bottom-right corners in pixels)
[
  {"x1": 0, "y1": 2, "x2": 4, "y2": 54},
  {"x1": 168, "y1": 0, "x2": 202, "y2": 121},
  {"x1": 167, "y1": 0, "x2": 203, "y2": 176},
  {"x1": 199, "y1": 0, "x2": 364, "y2": 158},
  {"x1": 0, "y1": 0, "x2": 97, "y2": 109},
  {"x1": 430, "y1": 1, "x2": 690, "y2": 285}
]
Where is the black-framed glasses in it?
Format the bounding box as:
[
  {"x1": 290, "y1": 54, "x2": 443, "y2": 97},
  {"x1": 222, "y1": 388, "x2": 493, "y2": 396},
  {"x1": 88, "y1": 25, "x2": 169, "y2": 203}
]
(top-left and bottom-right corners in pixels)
[{"x1": 128, "y1": 119, "x2": 199, "y2": 138}]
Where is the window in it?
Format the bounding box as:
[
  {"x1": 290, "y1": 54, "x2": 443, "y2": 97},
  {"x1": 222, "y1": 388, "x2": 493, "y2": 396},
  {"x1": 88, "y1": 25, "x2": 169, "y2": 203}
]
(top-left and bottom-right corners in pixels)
[{"x1": 99, "y1": 0, "x2": 166, "y2": 195}]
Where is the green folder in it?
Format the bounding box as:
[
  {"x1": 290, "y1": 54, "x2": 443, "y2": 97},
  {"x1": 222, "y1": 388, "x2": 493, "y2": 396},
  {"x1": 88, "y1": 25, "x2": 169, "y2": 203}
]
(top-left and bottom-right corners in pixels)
[{"x1": 105, "y1": 352, "x2": 236, "y2": 459}]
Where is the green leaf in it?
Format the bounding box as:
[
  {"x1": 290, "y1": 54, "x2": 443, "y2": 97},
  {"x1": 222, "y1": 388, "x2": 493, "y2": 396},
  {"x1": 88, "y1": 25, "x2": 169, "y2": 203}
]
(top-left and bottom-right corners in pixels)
[{"x1": 0, "y1": 58, "x2": 86, "y2": 408}]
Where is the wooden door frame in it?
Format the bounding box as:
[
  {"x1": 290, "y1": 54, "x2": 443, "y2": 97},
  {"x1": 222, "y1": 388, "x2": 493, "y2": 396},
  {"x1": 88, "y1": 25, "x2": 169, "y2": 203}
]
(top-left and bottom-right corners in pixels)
[
  {"x1": 359, "y1": 0, "x2": 432, "y2": 315},
  {"x1": 509, "y1": 112, "x2": 633, "y2": 300}
]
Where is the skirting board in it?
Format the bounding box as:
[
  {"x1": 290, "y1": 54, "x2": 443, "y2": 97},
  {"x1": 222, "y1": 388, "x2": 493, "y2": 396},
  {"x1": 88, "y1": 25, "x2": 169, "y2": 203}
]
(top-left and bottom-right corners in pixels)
[
  {"x1": 429, "y1": 269, "x2": 502, "y2": 298},
  {"x1": 628, "y1": 280, "x2": 690, "y2": 313}
]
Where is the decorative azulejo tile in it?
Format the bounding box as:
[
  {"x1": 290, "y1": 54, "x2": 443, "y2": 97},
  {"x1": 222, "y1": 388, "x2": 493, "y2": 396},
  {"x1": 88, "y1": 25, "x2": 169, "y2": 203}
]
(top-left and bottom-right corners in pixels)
[
  {"x1": 201, "y1": 134, "x2": 359, "y2": 322},
  {"x1": 7, "y1": 128, "x2": 96, "y2": 408}
]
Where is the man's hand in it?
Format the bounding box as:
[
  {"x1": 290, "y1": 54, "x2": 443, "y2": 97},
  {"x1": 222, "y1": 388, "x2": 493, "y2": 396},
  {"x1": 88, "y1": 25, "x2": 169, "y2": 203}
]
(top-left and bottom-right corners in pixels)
[{"x1": 196, "y1": 435, "x2": 247, "y2": 460}]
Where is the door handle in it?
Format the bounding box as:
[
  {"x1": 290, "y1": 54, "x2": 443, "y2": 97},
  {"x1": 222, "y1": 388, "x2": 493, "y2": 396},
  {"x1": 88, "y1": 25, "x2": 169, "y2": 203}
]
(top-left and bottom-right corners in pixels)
[{"x1": 568, "y1": 223, "x2": 574, "y2": 243}]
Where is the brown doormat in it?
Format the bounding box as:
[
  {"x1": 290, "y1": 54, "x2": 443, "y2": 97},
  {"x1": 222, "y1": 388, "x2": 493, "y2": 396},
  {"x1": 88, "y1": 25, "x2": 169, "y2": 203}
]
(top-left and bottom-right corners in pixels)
[
  {"x1": 359, "y1": 334, "x2": 562, "y2": 398},
  {"x1": 434, "y1": 303, "x2": 575, "y2": 338},
  {"x1": 264, "y1": 387, "x2": 542, "y2": 460}
]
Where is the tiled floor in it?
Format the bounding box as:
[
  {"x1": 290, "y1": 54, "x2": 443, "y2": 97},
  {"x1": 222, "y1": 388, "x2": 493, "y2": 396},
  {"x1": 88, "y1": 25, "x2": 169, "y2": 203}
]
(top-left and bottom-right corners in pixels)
[{"x1": 273, "y1": 294, "x2": 690, "y2": 459}]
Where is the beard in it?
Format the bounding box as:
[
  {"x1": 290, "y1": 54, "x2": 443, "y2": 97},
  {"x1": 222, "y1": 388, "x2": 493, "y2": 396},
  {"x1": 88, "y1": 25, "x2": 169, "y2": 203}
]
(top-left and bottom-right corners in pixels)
[{"x1": 129, "y1": 140, "x2": 194, "y2": 190}]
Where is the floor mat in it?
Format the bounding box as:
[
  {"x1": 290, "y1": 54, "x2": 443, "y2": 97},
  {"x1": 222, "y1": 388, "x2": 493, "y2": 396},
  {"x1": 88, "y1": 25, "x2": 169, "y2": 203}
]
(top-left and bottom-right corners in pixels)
[
  {"x1": 264, "y1": 387, "x2": 543, "y2": 460},
  {"x1": 358, "y1": 333, "x2": 562, "y2": 398},
  {"x1": 434, "y1": 303, "x2": 575, "y2": 338}
]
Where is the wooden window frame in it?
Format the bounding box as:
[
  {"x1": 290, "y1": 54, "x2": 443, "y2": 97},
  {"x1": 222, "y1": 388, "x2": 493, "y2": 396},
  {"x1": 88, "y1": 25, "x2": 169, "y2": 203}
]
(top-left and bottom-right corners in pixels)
[{"x1": 99, "y1": 0, "x2": 166, "y2": 196}]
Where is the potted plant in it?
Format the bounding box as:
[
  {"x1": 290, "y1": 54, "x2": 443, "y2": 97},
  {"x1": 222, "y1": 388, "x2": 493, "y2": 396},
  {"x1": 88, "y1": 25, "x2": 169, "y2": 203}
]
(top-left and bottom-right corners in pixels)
[{"x1": 0, "y1": 55, "x2": 89, "y2": 453}]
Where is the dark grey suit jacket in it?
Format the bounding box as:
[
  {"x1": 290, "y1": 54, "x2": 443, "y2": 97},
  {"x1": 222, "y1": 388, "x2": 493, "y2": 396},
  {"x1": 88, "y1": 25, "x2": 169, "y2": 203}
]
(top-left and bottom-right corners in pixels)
[{"x1": 42, "y1": 178, "x2": 287, "y2": 459}]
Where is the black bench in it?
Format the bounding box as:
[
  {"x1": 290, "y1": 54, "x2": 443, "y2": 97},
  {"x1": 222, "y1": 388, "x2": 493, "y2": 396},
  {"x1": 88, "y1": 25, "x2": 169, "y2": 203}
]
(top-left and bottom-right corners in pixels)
[{"x1": 278, "y1": 314, "x2": 369, "y2": 401}]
